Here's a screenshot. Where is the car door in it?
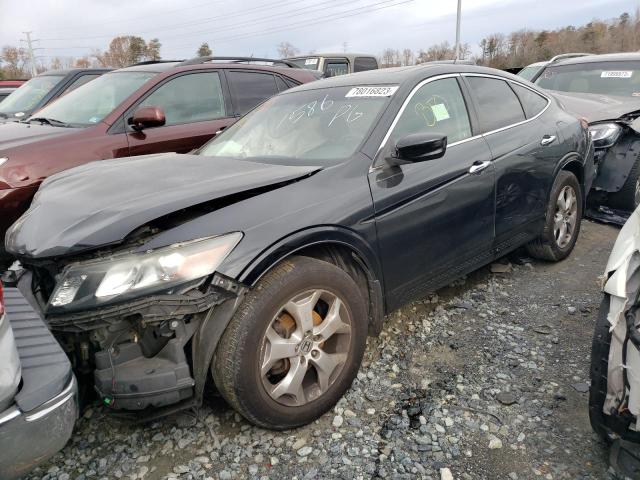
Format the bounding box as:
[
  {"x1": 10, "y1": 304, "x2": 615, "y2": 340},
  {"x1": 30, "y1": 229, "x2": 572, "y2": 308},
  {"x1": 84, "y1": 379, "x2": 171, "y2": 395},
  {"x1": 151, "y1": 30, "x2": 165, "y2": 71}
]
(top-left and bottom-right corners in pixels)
[
  {"x1": 226, "y1": 70, "x2": 280, "y2": 116},
  {"x1": 464, "y1": 75, "x2": 558, "y2": 249},
  {"x1": 126, "y1": 70, "x2": 234, "y2": 156},
  {"x1": 369, "y1": 75, "x2": 495, "y2": 310}
]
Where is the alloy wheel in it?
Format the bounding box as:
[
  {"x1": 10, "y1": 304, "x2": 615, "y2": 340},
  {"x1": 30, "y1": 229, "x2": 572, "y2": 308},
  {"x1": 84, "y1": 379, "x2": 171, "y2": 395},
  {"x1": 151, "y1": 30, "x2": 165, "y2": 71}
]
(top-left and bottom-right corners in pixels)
[
  {"x1": 259, "y1": 289, "x2": 352, "y2": 406},
  {"x1": 553, "y1": 185, "x2": 578, "y2": 248}
]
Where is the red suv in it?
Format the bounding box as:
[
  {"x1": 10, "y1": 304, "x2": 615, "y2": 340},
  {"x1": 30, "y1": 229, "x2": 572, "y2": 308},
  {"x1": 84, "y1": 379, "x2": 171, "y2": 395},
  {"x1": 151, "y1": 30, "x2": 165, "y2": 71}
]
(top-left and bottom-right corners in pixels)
[{"x1": 0, "y1": 57, "x2": 318, "y2": 263}]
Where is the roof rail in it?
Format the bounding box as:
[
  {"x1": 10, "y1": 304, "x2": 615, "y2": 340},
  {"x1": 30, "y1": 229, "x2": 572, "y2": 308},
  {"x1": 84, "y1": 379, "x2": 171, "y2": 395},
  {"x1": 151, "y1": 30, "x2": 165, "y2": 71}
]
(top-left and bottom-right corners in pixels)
[
  {"x1": 548, "y1": 53, "x2": 591, "y2": 63},
  {"x1": 131, "y1": 59, "x2": 185, "y2": 66},
  {"x1": 177, "y1": 56, "x2": 300, "y2": 68}
]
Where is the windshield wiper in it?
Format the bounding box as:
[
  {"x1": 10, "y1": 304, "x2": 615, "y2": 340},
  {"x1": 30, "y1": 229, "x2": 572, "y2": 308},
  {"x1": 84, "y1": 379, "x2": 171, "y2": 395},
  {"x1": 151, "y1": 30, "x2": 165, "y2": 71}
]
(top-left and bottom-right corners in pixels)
[{"x1": 25, "y1": 117, "x2": 72, "y2": 128}]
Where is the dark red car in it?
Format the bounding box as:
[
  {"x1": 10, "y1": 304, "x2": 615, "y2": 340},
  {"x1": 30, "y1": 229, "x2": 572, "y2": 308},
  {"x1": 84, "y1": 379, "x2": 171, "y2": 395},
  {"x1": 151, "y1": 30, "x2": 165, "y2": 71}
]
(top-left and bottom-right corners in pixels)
[{"x1": 0, "y1": 57, "x2": 318, "y2": 263}]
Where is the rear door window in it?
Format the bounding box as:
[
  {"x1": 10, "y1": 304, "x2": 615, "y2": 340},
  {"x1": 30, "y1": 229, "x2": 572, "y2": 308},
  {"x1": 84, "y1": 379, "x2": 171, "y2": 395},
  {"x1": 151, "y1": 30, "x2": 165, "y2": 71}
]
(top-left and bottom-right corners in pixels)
[
  {"x1": 140, "y1": 71, "x2": 226, "y2": 126},
  {"x1": 227, "y1": 71, "x2": 278, "y2": 115},
  {"x1": 467, "y1": 77, "x2": 525, "y2": 132},
  {"x1": 354, "y1": 57, "x2": 378, "y2": 73},
  {"x1": 511, "y1": 83, "x2": 548, "y2": 119},
  {"x1": 324, "y1": 60, "x2": 349, "y2": 78}
]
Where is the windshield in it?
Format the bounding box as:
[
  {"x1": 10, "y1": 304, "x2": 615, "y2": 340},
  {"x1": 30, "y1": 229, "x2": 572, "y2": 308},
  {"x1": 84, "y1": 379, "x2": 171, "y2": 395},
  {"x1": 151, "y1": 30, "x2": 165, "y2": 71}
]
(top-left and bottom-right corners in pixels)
[
  {"x1": 199, "y1": 86, "x2": 394, "y2": 164},
  {"x1": 30, "y1": 71, "x2": 156, "y2": 127},
  {"x1": 288, "y1": 57, "x2": 320, "y2": 70},
  {"x1": 517, "y1": 65, "x2": 543, "y2": 81},
  {"x1": 535, "y1": 61, "x2": 640, "y2": 97},
  {"x1": 0, "y1": 75, "x2": 64, "y2": 114}
]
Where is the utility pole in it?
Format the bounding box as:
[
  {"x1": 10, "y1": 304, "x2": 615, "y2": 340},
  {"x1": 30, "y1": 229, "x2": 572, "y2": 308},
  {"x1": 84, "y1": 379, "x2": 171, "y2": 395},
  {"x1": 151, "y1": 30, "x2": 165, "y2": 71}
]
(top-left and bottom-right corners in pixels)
[
  {"x1": 21, "y1": 31, "x2": 38, "y2": 77},
  {"x1": 455, "y1": 0, "x2": 462, "y2": 61}
]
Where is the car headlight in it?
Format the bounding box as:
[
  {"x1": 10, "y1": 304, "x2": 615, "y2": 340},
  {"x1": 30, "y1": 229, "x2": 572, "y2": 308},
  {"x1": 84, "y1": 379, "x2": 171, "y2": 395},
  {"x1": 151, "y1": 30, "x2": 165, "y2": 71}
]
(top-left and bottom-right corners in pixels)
[
  {"x1": 589, "y1": 123, "x2": 622, "y2": 148},
  {"x1": 49, "y1": 233, "x2": 242, "y2": 311}
]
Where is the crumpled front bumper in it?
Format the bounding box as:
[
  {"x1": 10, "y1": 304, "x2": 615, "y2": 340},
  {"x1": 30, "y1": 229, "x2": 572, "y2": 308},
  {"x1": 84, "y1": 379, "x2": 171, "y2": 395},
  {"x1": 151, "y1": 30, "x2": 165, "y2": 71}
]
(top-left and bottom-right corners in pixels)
[{"x1": 0, "y1": 376, "x2": 77, "y2": 479}]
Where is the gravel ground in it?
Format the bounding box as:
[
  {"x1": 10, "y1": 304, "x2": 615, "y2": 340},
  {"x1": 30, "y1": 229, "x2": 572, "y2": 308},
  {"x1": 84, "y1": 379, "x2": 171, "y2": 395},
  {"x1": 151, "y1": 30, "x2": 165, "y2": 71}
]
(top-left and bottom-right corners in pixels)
[{"x1": 25, "y1": 220, "x2": 623, "y2": 480}]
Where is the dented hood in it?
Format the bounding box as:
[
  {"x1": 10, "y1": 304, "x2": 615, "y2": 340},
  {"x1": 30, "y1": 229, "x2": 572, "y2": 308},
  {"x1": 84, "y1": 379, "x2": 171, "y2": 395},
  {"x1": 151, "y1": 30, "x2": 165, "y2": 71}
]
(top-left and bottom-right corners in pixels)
[
  {"x1": 6, "y1": 152, "x2": 321, "y2": 258},
  {"x1": 550, "y1": 90, "x2": 640, "y2": 123}
]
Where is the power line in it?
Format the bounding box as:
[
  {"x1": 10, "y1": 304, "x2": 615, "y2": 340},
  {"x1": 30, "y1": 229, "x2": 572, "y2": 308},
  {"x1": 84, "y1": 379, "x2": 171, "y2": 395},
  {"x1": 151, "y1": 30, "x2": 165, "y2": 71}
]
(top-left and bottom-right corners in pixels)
[
  {"x1": 40, "y1": 0, "x2": 324, "y2": 41},
  {"x1": 170, "y1": 0, "x2": 414, "y2": 48},
  {"x1": 20, "y1": 32, "x2": 40, "y2": 77}
]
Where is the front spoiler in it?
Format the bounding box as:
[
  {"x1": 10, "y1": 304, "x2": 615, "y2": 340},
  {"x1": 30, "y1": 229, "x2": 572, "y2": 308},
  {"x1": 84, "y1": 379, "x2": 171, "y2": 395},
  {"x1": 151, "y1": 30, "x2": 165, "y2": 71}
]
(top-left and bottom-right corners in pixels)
[{"x1": 0, "y1": 376, "x2": 77, "y2": 479}]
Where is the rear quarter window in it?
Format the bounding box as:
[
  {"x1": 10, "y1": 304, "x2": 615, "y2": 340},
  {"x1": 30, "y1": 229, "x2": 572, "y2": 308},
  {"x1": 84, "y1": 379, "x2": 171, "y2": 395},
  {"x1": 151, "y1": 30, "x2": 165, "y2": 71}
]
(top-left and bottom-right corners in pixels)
[{"x1": 511, "y1": 83, "x2": 548, "y2": 119}]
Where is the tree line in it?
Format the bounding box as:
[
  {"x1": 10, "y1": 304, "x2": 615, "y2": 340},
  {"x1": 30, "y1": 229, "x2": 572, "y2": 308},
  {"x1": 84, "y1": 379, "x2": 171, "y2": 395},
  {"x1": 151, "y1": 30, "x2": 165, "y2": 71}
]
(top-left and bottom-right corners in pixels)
[{"x1": 1, "y1": 10, "x2": 638, "y2": 79}]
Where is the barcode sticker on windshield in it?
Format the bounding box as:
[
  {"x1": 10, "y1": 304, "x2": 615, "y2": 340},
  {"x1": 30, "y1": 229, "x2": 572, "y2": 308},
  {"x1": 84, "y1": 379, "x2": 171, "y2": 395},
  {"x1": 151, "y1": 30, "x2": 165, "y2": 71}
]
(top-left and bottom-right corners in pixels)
[
  {"x1": 601, "y1": 71, "x2": 633, "y2": 78},
  {"x1": 305, "y1": 58, "x2": 318, "y2": 65},
  {"x1": 346, "y1": 86, "x2": 399, "y2": 98}
]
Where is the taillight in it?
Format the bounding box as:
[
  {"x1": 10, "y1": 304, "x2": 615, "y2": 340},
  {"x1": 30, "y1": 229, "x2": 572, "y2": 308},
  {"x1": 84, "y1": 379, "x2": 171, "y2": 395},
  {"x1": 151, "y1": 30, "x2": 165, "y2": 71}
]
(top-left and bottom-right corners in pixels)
[{"x1": 0, "y1": 282, "x2": 4, "y2": 316}]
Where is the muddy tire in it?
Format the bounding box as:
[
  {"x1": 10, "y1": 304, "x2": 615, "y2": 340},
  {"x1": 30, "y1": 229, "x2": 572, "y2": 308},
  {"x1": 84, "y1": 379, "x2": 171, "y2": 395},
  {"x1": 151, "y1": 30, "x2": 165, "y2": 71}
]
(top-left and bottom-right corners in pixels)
[
  {"x1": 211, "y1": 256, "x2": 367, "y2": 430},
  {"x1": 608, "y1": 155, "x2": 640, "y2": 211},
  {"x1": 589, "y1": 295, "x2": 614, "y2": 443},
  {"x1": 526, "y1": 170, "x2": 582, "y2": 262}
]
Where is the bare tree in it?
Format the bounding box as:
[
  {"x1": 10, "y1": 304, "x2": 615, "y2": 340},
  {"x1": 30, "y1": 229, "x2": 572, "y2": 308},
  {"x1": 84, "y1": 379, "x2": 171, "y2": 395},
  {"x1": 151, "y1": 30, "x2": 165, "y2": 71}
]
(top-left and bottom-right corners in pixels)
[
  {"x1": 276, "y1": 41, "x2": 299, "y2": 58},
  {"x1": 401, "y1": 48, "x2": 414, "y2": 66},
  {"x1": 1, "y1": 46, "x2": 28, "y2": 78},
  {"x1": 75, "y1": 57, "x2": 91, "y2": 68}
]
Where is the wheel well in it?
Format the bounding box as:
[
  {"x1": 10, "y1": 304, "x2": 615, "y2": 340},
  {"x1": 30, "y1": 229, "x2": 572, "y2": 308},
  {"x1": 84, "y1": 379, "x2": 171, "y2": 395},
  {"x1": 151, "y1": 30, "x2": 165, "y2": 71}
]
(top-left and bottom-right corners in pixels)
[
  {"x1": 561, "y1": 159, "x2": 585, "y2": 206},
  {"x1": 562, "y1": 160, "x2": 584, "y2": 190},
  {"x1": 292, "y1": 243, "x2": 384, "y2": 336}
]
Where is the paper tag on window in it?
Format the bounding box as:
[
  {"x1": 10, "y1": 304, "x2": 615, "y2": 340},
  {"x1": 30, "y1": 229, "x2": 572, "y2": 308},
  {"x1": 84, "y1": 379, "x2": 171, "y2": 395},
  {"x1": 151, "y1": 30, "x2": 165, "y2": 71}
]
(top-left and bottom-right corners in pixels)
[
  {"x1": 431, "y1": 103, "x2": 450, "y2": 121},
  {"x1": 601, "y1": 71, "x2": 633, "y2": 78},
  {"x1": 305, "y1": 58, "x2": 319, "y2": 65},
  {"x1": 346, "y1": 86, "x2": 399, "y2": 97}
]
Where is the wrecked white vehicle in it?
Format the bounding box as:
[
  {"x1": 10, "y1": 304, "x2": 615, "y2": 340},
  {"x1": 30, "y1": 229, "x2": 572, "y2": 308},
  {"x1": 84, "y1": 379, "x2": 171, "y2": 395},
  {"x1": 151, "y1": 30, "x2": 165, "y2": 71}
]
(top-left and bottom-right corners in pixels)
[{"x1": 590, "y1": 207, "x2": 640, "y2": 473}]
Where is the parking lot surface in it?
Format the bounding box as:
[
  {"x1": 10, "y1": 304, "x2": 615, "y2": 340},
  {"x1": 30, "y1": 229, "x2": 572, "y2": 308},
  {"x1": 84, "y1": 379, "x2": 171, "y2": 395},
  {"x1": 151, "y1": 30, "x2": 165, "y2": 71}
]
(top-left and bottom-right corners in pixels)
[{"x1": 26, "y1": 220, "x2": 620, "y2": 480}]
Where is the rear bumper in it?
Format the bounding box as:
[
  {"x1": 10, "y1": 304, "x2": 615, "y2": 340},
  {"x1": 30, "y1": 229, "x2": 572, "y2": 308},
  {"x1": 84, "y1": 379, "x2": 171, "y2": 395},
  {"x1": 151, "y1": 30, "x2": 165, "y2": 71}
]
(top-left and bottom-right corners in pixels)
[{"x1": 0, "y1": 376, "x2": 77, "y2": 480}]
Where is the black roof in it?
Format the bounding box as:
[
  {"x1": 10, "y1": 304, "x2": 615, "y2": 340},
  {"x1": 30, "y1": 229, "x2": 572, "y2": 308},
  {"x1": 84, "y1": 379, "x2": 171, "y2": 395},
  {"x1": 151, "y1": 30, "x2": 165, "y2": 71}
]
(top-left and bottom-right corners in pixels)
[
  {"x1": 38, "y1": 67, "x2": 111, "y2": 76},
  {"x1": 553, "y1": 52, "x2": 640, "y2": 67},
  {"x1": 292, "y1": 64, "x2": 525, "y2": 91},
  {"x1": 114, "y1": 62, "x2": 182, "y2": 73}
]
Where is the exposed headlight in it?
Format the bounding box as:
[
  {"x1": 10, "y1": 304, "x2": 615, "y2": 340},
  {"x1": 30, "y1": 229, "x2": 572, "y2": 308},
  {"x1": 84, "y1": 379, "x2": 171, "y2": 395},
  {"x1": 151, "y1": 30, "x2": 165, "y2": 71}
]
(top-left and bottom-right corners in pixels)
[
  {"x1": 49, "y1": 233, "x2": 242, "y2": 311},
  {"x1": 589, "y1": 123, "x2": 622, "y2": 148}
]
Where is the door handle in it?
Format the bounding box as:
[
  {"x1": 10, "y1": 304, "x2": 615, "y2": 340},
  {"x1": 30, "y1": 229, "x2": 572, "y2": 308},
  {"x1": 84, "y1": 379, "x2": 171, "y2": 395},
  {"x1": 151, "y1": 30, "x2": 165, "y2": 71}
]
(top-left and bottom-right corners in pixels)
[
  {"x1": 540, "y1": 135, "x2": 556, "y2": 146},
  {"x1": 214, "y1": 126, "x2": 228, "y2": 136},
  {"x1": 469, "y1": 160, "x2": 491, "y2": 174}
]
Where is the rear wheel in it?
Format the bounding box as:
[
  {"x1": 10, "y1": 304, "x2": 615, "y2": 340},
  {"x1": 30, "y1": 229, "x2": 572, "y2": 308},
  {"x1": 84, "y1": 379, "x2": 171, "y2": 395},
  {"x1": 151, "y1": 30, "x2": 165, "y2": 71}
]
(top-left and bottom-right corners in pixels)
[
  {"x1": 211, "y1": 256, "x2": 367, "y2": 429},
  {"x1": 526, "y1": 170, "x2": 582, "y2": 261},
  {"x1": 608, "y1": 155, "x2": 640, "y2": 211}
]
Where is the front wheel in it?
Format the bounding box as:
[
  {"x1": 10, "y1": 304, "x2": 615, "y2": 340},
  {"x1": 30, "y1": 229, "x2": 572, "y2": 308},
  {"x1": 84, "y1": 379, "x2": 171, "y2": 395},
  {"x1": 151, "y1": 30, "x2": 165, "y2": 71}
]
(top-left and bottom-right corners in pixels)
[
  {"x1": 211, "y1": 256, "x2": 368, "y2": 430},
  {"x1": 526, "y1": 170, "x2": 582, "y2": 262}
]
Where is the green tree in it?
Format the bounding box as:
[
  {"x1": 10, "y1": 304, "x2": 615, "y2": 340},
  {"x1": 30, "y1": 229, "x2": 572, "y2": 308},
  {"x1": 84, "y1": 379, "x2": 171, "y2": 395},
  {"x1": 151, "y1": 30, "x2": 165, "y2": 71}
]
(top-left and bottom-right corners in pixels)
[
  {"x1": 146, "y1": 38, "x2": 162, "y2": 61},
  {"x1": 197, "y1": 42, "x2": 212, "y2": 57}
]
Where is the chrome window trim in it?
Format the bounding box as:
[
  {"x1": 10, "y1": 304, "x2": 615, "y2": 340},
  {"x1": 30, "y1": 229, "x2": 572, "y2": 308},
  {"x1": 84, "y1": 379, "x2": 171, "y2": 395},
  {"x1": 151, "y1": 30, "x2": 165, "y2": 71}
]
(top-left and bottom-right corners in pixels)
[
  {"x1": 462, "y1": 73, "x2": 551, "y2": 136},
  {"x1": 376, "y1": 73, "x2": 470, "y2": 155},
  {"x1": 373, "y1": 71, "x2": 552, "y2": 170}
]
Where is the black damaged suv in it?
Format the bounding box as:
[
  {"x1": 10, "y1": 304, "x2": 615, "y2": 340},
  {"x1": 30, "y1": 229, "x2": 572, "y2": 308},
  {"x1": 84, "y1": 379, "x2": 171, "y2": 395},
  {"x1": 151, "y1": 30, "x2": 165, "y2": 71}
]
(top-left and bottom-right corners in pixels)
[{"x1": 5, "y1": 64, "x2": 592, "y2": 431}]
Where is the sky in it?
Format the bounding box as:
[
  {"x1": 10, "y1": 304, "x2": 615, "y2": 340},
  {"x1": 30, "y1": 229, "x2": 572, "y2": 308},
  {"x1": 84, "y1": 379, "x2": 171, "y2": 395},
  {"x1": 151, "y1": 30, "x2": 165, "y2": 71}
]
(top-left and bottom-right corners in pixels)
[{"x1": 0, "y1": 0, "x2": 637, "y2": 63}]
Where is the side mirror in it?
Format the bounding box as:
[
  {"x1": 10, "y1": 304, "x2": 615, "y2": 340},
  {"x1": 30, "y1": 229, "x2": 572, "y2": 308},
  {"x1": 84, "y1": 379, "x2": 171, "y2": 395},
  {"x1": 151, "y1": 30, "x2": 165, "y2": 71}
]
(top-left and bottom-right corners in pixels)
[
  {"x1": 128, "y1": 106, "x2": 166, "y2": 131},
  {"x1": 389, "y1": 133, "x2": 447, "y2": 165}
]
